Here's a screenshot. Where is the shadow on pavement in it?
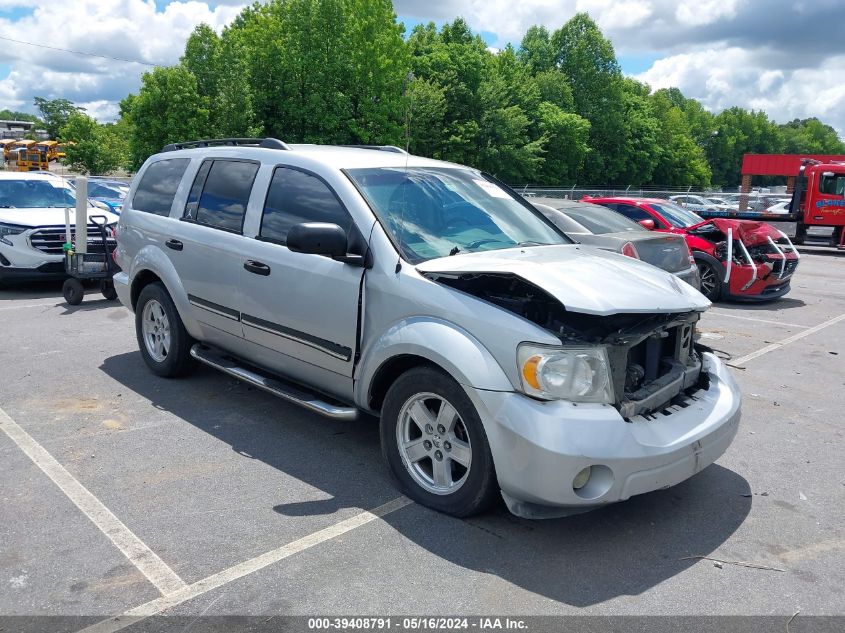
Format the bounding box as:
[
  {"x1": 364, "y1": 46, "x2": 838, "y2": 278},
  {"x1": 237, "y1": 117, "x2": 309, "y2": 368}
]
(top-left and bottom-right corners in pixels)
[
  {"x1": 714, "y1": 296, "x2": 806, "y2": 311},
  {"x1": 101, "y1": 351, "x2": 751, "y2": 608}
]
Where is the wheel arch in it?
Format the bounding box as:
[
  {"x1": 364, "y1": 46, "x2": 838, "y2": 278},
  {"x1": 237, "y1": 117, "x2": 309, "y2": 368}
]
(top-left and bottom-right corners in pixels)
[
  {"x1": 128, "y1": 245, "x2": 201, "y2": 338},
  {"x1": 356, "y1": 317, "x2": 514, "y2": 412}
]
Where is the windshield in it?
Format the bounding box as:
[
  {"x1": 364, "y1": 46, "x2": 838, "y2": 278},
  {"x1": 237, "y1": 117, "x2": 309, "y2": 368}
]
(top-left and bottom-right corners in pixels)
[
  {"x1": 650, "y1": 202, "x2": 705, "y2": 228},
  {"x1": 347, "y1": 167, "x2": 568, "y2": 262},
  {"x1": 559, "y1": 205, "x2": 643, "y2": 234},
  {"x1": 0, "y1": 179, "x2": 77, "y2": 208}
]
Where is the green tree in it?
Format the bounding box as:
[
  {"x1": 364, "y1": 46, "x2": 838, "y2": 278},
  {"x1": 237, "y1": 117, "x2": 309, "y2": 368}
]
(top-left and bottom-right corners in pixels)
[
  {"x1": 707, "y1": 107, "x2": 783, "y2": 186},
  {"x1": 0, "y1": 109, "x2": 41, "y2": 123},
  {"x1": 551, "y1": 14, "x2": 627, "y2": 182},
  {"x1": 535, "y1": 102, "x2": 590, "y2": 183},
  {"x1": 406, "y1": 78, "x2": 447, "y2": 157},
  {"x1": 33, "y1": 97, "x2": 83, "y2": 138},
  {"x1": 59, "y1": 113, "x2": 128, "y2": 175},
  {"x1": 226, "y1": 0, "x2": 405, "y2": 144},
  {"x1": 123, "y1": 65, "x2": 210, "y2": 168},
  {"x1": 780, "y1": 118, "x2": 845, "y2": 154},
  {"x1": 517, "y1": 25, "x2": 555, "y2": 74}
]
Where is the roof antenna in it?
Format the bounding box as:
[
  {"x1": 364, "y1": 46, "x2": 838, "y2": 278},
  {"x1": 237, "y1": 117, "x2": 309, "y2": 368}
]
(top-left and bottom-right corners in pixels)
[{"x1": 396, "y1": 70, "x2": 414, "y2": 274}]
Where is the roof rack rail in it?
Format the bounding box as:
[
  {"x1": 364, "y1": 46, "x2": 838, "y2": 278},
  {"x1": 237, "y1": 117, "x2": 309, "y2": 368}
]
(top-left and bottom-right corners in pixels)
[
  {"x1": 339, "y1": 144, "x2": 407, "y2": 154},
  {"x1": 162, "y1": 137, "x2": 291, "y2": 152}
]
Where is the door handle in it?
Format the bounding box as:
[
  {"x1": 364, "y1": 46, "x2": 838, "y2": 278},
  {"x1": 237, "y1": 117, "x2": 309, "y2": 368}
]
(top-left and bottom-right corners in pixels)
[
  {"x1": 165, "y1": 239, "x2": 183, "y2": 251},
  {"x1": 244, "y1": 260, "x2": 271, "y2": 276}
]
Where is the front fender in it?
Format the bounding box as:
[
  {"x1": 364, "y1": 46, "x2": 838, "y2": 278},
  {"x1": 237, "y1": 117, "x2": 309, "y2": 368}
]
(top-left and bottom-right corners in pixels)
[
  {"x1": 130, "y1": 245, "x2": 201, "y2": 339},
  {"x1": 354, "y1": 316, "x2": 515, "y2": 409}
]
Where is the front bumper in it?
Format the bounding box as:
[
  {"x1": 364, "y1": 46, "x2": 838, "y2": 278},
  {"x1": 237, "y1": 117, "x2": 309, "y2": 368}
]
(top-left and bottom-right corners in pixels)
[
  {"x1": 467, "y1": 352, "x2": 741, "y2": 518},
  {"x1": 0, "y1": 262, "x2": 66, "y2": 283}
]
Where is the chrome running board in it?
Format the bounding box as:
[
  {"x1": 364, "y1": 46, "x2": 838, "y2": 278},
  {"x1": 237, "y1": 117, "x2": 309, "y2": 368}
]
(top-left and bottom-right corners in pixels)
[{"x1": 190, "y1": 344, "x2": 358, "y2": 421}]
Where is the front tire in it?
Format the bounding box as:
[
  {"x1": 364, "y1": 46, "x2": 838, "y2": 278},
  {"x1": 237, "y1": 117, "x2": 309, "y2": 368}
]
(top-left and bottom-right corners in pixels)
[
  {"x1": 135, "y1": 282, "x2": 195, "y2": 377},
  {"x1": 380, "y1": 367, "x2": 498, "y2": 517},
  {"x1": 695, "y1": 257, "x2": 724, "y2": 301}
]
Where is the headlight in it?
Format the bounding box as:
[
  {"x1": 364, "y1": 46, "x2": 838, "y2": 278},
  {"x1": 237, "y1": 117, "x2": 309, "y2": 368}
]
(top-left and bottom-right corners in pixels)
[
  {"x1": 517, "y1": 344, "x2": 614, "y2": 403},
  {"x1": 0, "y1": 222, "x2": 27, "y2": 246}
]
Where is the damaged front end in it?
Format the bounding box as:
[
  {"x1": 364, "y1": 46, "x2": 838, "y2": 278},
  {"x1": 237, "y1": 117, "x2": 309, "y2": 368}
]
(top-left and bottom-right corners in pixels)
[
  {"x1": 423, "y1": 271, "x2": 707, "y2": 419},
  {"x1": 689, "y1": 219, "x2": 800, "y2": 294}
]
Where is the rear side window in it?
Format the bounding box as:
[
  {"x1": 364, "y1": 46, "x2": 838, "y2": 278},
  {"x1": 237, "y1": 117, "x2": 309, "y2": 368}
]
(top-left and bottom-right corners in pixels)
[
  {"x1": 259, "y1": 166, "x2": 351, "y2": 244},
  {"x1": 187, "y1": 160, "x2": 259, "y2": 233},
  {"x1": 614, "y1": 204, "x2": 652, "y2": 223},
  {"x1": 132, "y1": 158, "x2": 190, "y2": 216}
]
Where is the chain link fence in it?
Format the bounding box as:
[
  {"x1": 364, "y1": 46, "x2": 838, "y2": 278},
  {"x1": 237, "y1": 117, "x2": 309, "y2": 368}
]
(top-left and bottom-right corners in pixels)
[{"x1": 515, "y1": 186, "x2": 793, "y2": 213}]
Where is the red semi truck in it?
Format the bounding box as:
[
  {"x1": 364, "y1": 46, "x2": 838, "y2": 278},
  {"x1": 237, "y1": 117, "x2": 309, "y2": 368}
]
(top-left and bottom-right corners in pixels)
[{"x1": 698, "y1": 158, "x2": 845, "y2": 248}]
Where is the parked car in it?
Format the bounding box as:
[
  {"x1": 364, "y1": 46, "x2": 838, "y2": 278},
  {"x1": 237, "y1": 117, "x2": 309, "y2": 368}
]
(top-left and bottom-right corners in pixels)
[
  {"x1": 115, "y1": 138, "x2": 741, "y2": 519},
  {"x1": 531, "y1": 197, "x2": 700, "y2": 289},
  {"x1": 764, "y1": 200, "x2": 792, "y2": 214},
  {"x1": 669, "y1": 194, "x2": 722, "y2": 213},
  {"x1": 70, "y1": 177, "x2": 129, "y2": 214},
  {"x1": 703, "y1": 196, "x2": 739, "y2": 211},
  {"x1": 0, "y1": 172, "x2": 118, "y2": 285},
  {"x1": 586, "y1": 196, "x2": 800, "y2": 302}
]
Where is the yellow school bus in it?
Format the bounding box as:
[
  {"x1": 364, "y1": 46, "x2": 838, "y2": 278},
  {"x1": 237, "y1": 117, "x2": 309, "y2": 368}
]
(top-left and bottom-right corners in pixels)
[
  {"x1": 36, "y1": 140, "x2": 59, "y2": 161},
  {"x1": 0, "y1": 139, "x2": 16, "y2": 161}
]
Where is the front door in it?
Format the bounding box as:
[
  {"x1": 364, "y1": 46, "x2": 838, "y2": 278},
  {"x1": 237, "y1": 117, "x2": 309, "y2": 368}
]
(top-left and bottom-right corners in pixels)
[{"x1": 238, "y1": 165, "x2": 367, "y2": 395}]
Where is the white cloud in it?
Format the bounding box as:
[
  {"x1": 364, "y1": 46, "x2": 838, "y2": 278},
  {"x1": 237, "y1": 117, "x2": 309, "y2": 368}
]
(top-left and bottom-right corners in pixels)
[
  {"x1": 675, "y1": 0, "x2": 739, "y2": 26},
  {"x1": 575, "y1": 0, "x2": 653, "y2": 30},
  {"x1": 0, "y1": 0, "x2": 246, "y2": 121},
  {"x1": 637, "y1": 48, "x2": 845, "y2": 134}
]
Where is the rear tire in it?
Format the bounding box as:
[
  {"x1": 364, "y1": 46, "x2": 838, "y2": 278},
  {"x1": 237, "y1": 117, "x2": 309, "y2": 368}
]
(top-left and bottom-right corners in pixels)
[
  {"x1": 100, "y1": 279, "x2": 118, "y2": 301},
  {"x1": 135, "y1": 282, "x2": 195, "y2": 377},
  {"x1": 695, "y1": 257, "x2": 724, "y2": 301},
  {"x1": 62, "y1": 278, "x2": 84, "y2": 305},
  {"x1": 380, "y1": 367, "x2": 499, "y2": 517}
]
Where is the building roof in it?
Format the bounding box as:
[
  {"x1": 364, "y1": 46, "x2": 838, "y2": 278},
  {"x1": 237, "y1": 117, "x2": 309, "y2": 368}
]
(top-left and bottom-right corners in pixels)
[{"x1": 741, "y1": 154, "x2": 845, "y2": 176}]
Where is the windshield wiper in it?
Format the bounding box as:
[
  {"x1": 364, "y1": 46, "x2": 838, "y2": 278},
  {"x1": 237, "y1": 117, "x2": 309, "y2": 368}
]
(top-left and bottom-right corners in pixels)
[
  {"x1": 448, "y1": 246, "x2": 461, "y2": 256},
  {"x1": 465, "y1": 238, "x2": 512, "y2": 249},
  {"x1": 517, "y1": 241, "x2": 550, "y2": 246}
]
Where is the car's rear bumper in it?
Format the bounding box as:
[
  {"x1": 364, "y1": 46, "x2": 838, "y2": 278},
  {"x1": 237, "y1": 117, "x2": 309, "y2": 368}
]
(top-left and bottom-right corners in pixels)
[
  {"x1": 673, "y1": 264, "x2": 700, "y2": 290},
  {"x1": 113, "y1": 271, "x2": 131, "y2": 309},
  {"x1": 466, "y1": 352, "x2": 741, "y2": 518}
]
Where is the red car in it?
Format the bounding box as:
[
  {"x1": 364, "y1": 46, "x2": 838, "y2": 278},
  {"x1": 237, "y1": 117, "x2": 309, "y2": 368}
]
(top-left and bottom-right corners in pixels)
[{"x1": 585, "y1": 197, "x2": 800, "y2": 301}]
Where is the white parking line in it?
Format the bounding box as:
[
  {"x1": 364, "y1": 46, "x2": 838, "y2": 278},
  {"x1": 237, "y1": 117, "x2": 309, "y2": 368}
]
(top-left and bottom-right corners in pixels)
[
  {"x1": 0, "y1": 407, "x2": 187, "y2": 596},
  {"x1": 77, "y1": 496, "x2": 412, "y2": 633},
  {"x1": 706, "y1": 310, "x2": 809, "y2": 329},
  {"x1": 731, "y1": 312, "x2": 845, "y2": 366}
]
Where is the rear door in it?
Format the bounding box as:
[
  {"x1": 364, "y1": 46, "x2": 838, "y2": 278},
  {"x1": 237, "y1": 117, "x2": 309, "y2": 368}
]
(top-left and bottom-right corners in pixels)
[
  {"x1": 164, "y1": 158, "x2": 260, "y2": 340},
  {"x1": 238, "y1": 165, "x2": 367, "y2": 389}
]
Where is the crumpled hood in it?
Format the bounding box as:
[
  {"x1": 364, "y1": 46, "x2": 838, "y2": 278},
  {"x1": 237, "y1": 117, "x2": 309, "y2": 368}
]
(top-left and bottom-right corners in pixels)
[
  {"x1": 692, "y1": 218, "x2": 783, "y2": 247},
  {"x1": 417, "y1": 244, "x2": 710, "y2": 316},
  {"x1": 0, "y1": 206, "x2": 119, "y2": 228}
]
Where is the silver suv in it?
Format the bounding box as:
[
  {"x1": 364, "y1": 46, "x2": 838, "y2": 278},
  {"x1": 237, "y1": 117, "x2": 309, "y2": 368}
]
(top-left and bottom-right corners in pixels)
[{"x1": 114, "y1": 139, "x2": 741, "y2": 519}]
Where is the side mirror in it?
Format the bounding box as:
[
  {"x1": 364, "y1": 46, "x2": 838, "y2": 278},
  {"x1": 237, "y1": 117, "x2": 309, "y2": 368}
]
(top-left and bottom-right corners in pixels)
[
  {"x1": 287, "y1": 222, "x2": 347, "y2": 257},
  {"x1": 638, "y1": 218, "x2": 655, "y2": 230}
]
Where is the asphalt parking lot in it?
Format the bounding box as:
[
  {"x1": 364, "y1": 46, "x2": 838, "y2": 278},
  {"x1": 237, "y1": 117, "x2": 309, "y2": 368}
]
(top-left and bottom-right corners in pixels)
[{"x1": 1, "y1": 248, "x2": 843, "y2": 632}]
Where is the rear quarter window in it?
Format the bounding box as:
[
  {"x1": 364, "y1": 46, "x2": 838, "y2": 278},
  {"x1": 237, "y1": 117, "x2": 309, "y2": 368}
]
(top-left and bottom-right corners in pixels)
[{"x1": 132, "y1": 158, "x2": 190, "y2": 216}]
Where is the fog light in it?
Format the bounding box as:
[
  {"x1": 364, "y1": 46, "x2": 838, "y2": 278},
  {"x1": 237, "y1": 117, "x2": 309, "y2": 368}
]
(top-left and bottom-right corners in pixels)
[{"x1": 572, "y1": 466, "x2": 592, "y2": 490}]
